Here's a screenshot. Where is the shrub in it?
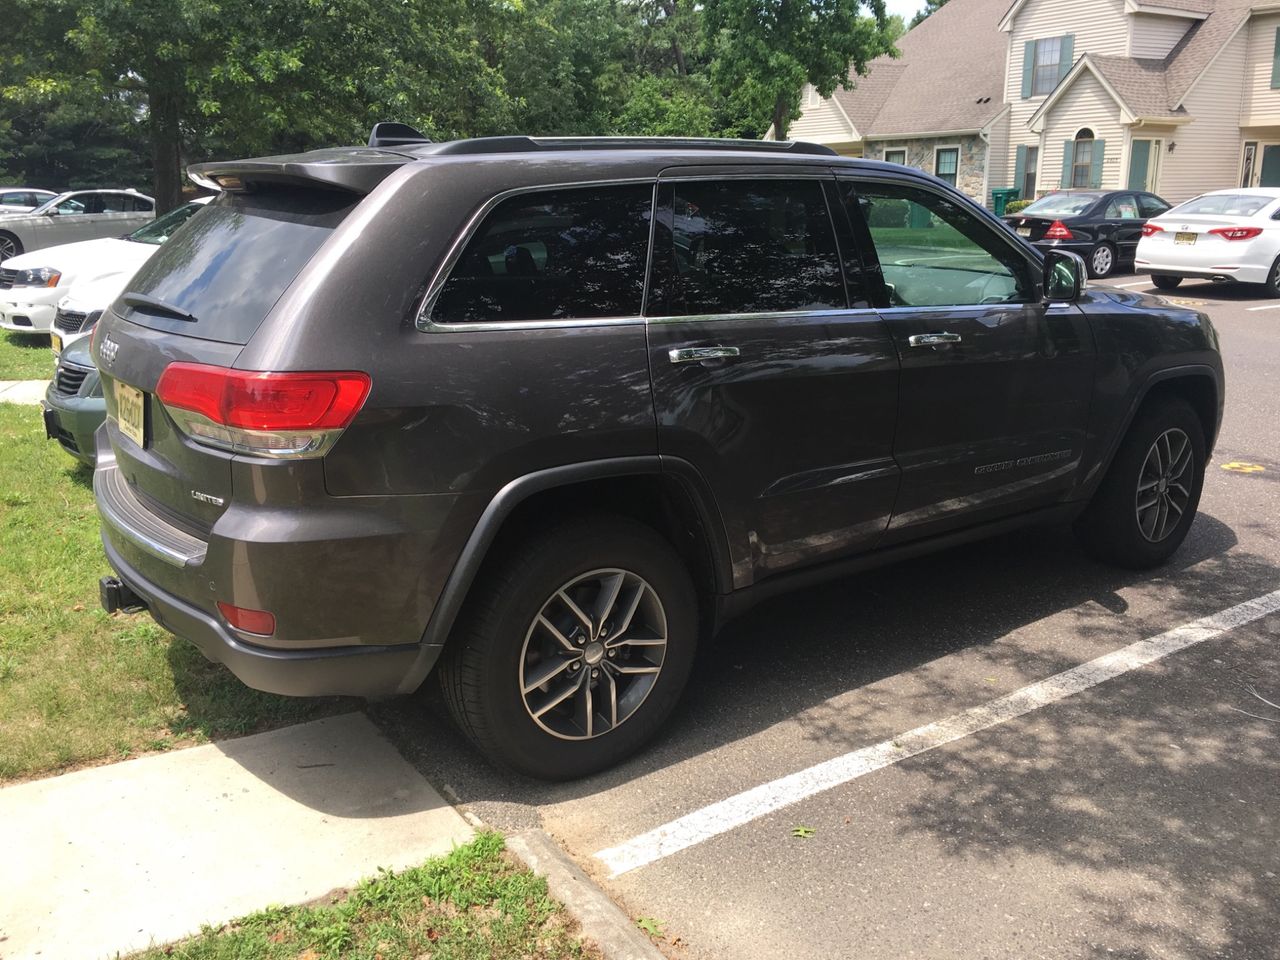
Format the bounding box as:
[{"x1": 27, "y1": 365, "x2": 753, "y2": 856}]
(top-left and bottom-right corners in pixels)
[{"x1": 1004, "y1": 198, "x2": 1033, "y2": 214}]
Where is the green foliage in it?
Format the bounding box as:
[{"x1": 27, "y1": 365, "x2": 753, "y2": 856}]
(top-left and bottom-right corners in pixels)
[
  {"x1": 704, "y1": 0, "x2": 897, "y2": 139},
  {"x1": 1005, "y1": 198, "x2": 1033, "y2": 214},
  {"x1": 0, "y1": 0, "x2": 893, "y2": 199}
]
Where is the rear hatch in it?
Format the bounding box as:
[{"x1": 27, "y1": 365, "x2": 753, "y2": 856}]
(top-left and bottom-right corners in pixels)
[{"x1": 93, "y1": 151, "x2": 404, "y2": 535}]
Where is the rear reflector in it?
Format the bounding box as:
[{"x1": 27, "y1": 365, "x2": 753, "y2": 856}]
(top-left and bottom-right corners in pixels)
[
  {"x1": 1141, "y1": 223, "x2": 1163, "y2": 237},
  {"x1": 217, "y1": 601, "x2": 276, "y2": 636},
  {"x1": 1045, "y1": 220, "x2": 1074, "y2": 240},
  {"x1": 156, "y1": 364, "x2": 371, "y2": 459},
  {"x1": 1208, "y1": 227, "x2": 1263, "y2": 241}
]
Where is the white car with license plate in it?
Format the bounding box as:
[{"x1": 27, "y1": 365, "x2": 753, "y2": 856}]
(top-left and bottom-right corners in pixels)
[
  {"x1": 1135, "y1": 188, "x2": 1280, "y2": 293},
  {"x1": 2, "y1": 197, "x2": 207, "y2": 337}
]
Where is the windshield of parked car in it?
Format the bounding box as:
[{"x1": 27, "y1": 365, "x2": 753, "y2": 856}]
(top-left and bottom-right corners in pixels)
[
  {"x1": 1021, "y1": 193, "x2": 1100, "y2": 217},
  {"x1": 1170, "y1": 194, "x2": 1275, "y2": 217},
  {"x1": 125, "y1": 201, "x2": 204, "y2": 245}
]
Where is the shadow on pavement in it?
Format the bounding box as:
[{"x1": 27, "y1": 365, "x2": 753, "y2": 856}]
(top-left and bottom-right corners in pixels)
[{"x1": 371, "y1": 510, "x2": 1275, "y2": 808}]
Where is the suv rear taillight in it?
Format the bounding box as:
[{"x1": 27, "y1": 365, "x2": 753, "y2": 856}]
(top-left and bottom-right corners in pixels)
[
  {"x1": 1045, "y1": 220, "x2": 1074, "y2": 240},
  {"x1": 155, "y1": 363, "x2": 371, "y2": 459}
]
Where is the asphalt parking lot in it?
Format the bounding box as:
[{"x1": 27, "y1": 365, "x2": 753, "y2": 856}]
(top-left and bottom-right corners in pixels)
[{"x1": 373, "y1": 275, "x2": 1280, "y2": 960}]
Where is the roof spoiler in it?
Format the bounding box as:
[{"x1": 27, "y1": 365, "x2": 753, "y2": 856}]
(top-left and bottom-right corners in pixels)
[
  {"x1": 367, "y1": 122, "x2": 432, "y2": 148},
  {"x1": 188, "y1": 147, "x2": 414, "y2": 196}
]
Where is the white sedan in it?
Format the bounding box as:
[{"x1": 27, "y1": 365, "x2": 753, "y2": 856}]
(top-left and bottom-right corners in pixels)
[
  {"x1": 1, "y1": 197, "x2": 209, "y2": 335},
  {"x1": 1135, "y1": 188, "x2": 1280, "y2": 293}
]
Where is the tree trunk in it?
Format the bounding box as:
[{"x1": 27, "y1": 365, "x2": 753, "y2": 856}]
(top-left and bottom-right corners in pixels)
[
  {"x1": 148, "y1": 84, "x2": 183, "y2": 214},
  {"x1": 772, "y1": 93, "x2": 791, "y2": 141},
  {"x1": 658, "y1": 0, "x2": 687, "y2": 76}
]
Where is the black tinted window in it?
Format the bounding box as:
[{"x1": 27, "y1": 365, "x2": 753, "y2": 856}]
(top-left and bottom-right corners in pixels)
[
  {"x1": 432, "y1": 184, "x2": 653, "y2": 324},
  {"x1": 1138, "y1": 194, "x2": 1169, "y2": 217},
  {"x1": 650, "y1": 179, "x2": 844, "y2": 316},
  {"x1": 122, "y1": 188, "x2": 355, "y2": 344}
]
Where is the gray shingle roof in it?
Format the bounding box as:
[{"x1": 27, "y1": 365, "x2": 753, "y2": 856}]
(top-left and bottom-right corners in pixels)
[
  {"x1": 1087, "y1": 55, "x2": 1185, "y2": 120},
  {"x1": 1163, "y1": 0, "x2": 1254, "y2": 107},
  {"x1": 830, "y1": 0, "x2": 1009, "y2": 138}
]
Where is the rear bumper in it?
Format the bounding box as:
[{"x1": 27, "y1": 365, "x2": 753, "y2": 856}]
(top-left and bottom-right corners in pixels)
[
  {"x1": 1133, "y1": 260, "x2": 1270, "y2": 284},
  {"x1": 101, "y1": 535, "x2": 443, "y2": 697}
]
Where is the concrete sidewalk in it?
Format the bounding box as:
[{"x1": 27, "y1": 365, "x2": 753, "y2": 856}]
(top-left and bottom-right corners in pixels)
[
  {"x1": 0, "y1": 713, "x2": 473, "y2": 960},
  {"x1": 0, "y1": 379, "x2": 49, "y2": 404}
]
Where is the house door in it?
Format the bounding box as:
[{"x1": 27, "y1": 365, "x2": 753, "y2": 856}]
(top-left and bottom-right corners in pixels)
[
  {"x1": 1128, "y1": 139, "x2": 1162, "y2": 192},
  {"x1": 1259, "y1": 145, "x2": 1280, "y2": 187}
]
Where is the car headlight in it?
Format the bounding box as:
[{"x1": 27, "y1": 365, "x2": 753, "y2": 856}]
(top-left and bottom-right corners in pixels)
[{"x1": 14, "y1": 267, "x2": 62, "y2": 288}]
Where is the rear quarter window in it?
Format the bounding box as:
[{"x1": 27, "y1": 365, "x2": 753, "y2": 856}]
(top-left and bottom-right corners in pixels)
[
  {"x1": 120, "y1": 188, "x2": 356, "y2": 344},
  {"x1": 430, "y1": 184, "x2": 654, "y2": 324}
]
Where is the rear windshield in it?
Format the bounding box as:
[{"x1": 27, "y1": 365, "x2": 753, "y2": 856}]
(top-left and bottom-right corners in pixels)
[
  {"x1": 1021, "y1": 193, "x2": 1100, "y2": 217},
  {"x1": 120, "y1": 188, "x2": 356, "y2": 344},
  {"x1": 1170, "y1": 194, "x2": 1274, "y2": 217}
]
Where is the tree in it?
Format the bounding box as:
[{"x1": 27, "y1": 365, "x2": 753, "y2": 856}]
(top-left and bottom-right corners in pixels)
[
  {"x1": 703, "y1": 0, "x2": 896, "y2": 141},
  {"x1": 910, "y1": 0, "x2": 949, "y2": 28}
]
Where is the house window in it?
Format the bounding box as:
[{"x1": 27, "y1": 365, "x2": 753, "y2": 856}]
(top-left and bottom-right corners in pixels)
[
  {"x1": 1032, "y1": 37, "x2": 1063, "y2": 96},
  {"x1": 935, "y1": 147, "x2": 959, "y2": 186},
  {"x1": 884, "y1": 148, "x2": 907, "y2": 166},
  {"x1": 1023, "y1": 145, "x2": 1039, "y2": 199},
  {"x1": 1072, "y1": 129, "x2": 1095, "y2": 188}
]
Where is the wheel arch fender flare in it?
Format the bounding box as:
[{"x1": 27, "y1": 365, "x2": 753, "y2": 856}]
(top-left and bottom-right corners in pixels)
[
  {"x1": 419, "y1": 456, "x2": 734, "y2": 650},
  {"x1": 1087, "y1": 363, "x2": 1222, "y2": 496}
]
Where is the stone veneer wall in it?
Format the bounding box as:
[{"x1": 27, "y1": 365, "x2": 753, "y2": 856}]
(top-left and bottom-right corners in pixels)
[{"x1": 870, "y1": 135, "x2": 988, "y2": 203}]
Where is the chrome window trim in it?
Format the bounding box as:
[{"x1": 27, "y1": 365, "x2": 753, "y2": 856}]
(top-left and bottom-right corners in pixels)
[
  {"x1": 414, "y1": 177, "x2": 656, "y2": 333},
  {"x1": 645, "y1": 307, "x2": 880, "y2": 325}
]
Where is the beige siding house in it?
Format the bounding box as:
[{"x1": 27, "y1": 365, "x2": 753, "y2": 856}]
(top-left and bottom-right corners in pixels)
[{"x1": 787, "y1": 0, "x2": 1280, "y2": 206}]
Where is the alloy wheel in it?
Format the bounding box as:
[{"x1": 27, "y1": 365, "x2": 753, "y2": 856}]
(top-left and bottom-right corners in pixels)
[
  {"x1": 519, "y1": 568, "x2": 667, "y2": 740},
  {"x1": 1135, "y1": 427, "x2": 1193, "y2": 543},
  {"x1": 0, "y1": 236, "x2": 15, "y2": 260},
  {"x1": 1091, "y1": 245, "x2": 1113, "y2": 277}
]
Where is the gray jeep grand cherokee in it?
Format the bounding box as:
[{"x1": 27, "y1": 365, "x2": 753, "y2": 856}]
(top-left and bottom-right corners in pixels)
[{"x1": 92, "y1": 134, "x2": 1223, "y2": 779}]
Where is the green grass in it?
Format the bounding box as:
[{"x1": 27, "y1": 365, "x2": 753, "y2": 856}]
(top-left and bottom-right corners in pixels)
[
  {"x1": 0, "y1": 329, "x2": 56, "y2": 380},
  {"x1": 125, "y1": 832, "x2": 599, "y2": 960},
  {"x1": 0, "y1": 403, "x2": 346, "y2": 781}
]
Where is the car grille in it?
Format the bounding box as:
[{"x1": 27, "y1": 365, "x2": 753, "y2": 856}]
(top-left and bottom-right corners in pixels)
[
  {"x1": 0, "y1": 268, "x2": 14, "y2": 290},
  {"x1": 54, "y1": 362, "x2": 92, "y2": 397},
  {"x1": 54, "y1": 308, "x2": 91, "y2": 334}
]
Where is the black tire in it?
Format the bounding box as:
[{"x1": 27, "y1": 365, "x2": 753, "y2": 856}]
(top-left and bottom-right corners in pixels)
[
  {"x1": 1087, "y1": 243, "x2": 1117, "y2": 279},
  {"x1": 1074, "y1": 398, "x2": 1205, "y2": 569},
  {"x1": 438, "y1": 514, "x2": 698, "y2": 780},
  {"x1": 1263, "y1": 255, "x2": 1280, "y2": 298},
  {"x1": 0, "y1": 232, "x2": 21, "y2": 261},
  {"x1": 1151, "y1": 274, "x2": 1182, "y2": 291}
]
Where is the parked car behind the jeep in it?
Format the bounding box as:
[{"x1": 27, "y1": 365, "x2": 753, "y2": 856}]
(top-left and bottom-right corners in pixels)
[
  {"x1": 90, "y1": 134, "x2": 1223, "y2": 780},
  {"x1": 1004, "y1": 189, "x2": 1171, "y2": 279}
]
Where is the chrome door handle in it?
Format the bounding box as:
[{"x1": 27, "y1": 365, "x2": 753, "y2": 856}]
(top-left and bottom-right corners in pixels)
[
  {"x1": 908, "y1": 332, "x2": 962, "y2": 347},
  {"x1": 669, "y1": 346, "x2": 741, "y2": 364}
]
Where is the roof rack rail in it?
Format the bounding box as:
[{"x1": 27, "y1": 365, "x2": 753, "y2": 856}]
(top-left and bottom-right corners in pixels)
[
  {"x1": 368, "y1": 122, "x2": 432, "y2": 148},
  {"x1": 419, "y1": 136, "x2": 838, "y2": 157}
]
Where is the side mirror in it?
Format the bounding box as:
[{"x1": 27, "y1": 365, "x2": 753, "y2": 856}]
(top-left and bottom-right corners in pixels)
[{"x1": 1043, "y1": 249, "x2": 1086, "y2": 302}]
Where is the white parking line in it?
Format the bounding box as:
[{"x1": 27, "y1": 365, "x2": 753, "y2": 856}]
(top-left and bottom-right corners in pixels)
[
  {"x1": 595, "y1": 589, "x2": 1280, "y2": 878},
  {"x1": 1246, "y1": 303, "x2": 1280, "y2": 311},
  {"x1": 1113, "y1": 280, "x2": 1153, "y2": 288}
]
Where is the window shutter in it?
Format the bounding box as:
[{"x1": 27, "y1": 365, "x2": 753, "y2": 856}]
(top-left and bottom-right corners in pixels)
[
  {"x1": 1271, "y1": 28, "x2": 1280, "y2": 88},
  {"x1": 1022, "y1": 40, "x2": 1036, "y2": 98},
  {"x1": 1059, "y1": 35, "x2": 1075, "y2": 83},
  {"x1": 1128, "y1": 139, "x2": 1150, "y2": 191},
  {"x1": 1090, "y1": 139, "x2": 1106, "y2": 188},
  {"x1": 1061, "y1": 141, "x2": 1074, "y2": 187},
  {"x1": 1014, "y1": 145, "x2": 1028, "y2": 196}
]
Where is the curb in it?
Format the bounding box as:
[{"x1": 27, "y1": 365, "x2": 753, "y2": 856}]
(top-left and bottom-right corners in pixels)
[{"x1": 506, "y1": 830, "x2": 666, "y2": 960}]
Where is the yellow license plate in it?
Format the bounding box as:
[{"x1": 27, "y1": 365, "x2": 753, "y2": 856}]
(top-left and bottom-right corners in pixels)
[
  {"x1": 1175, "y1": 231, "x2": 1197, "y2": 245},
  {"x1": 50, "y1": 333, "x2": 62, "y2": 355},
  {"x1": 114, "y1": 381, "x2": 146, "y2": 448}
]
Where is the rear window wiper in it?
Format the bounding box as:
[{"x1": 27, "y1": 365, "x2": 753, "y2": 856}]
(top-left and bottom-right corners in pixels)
[{"x1": 122, "y1": 292, "x2": 199, "y2": 323}]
